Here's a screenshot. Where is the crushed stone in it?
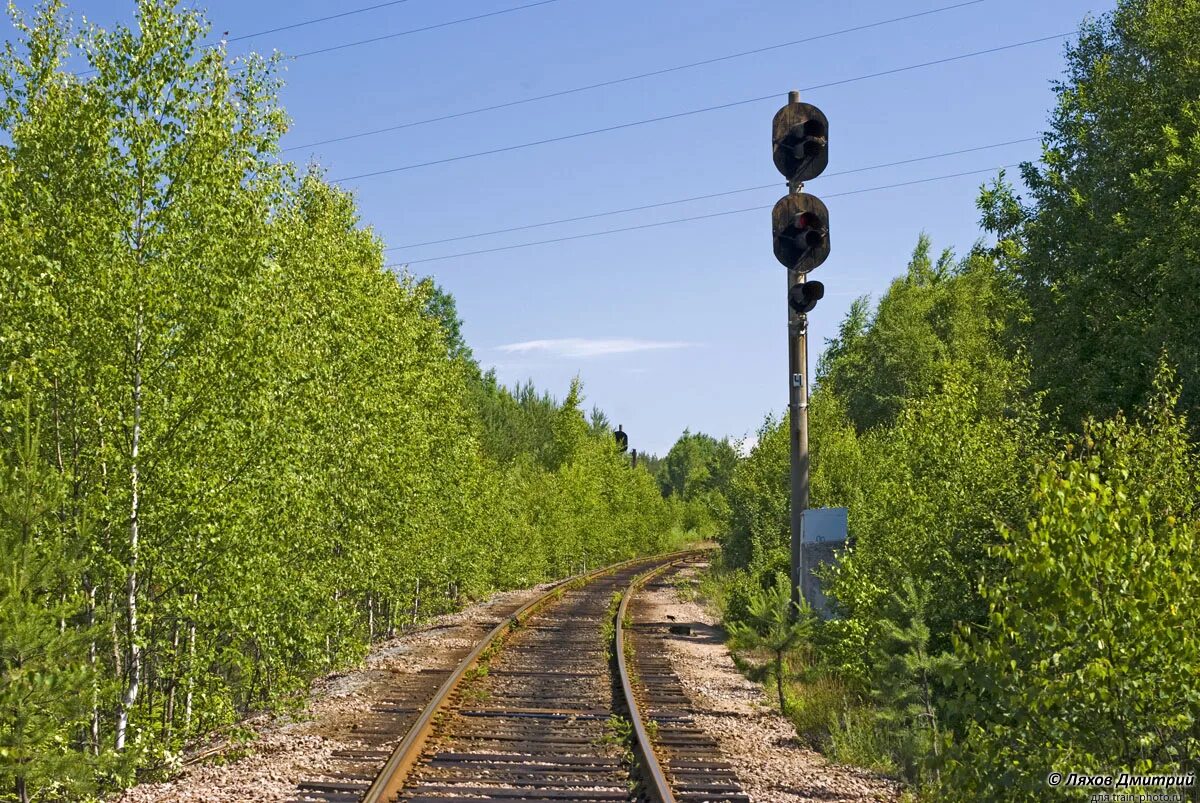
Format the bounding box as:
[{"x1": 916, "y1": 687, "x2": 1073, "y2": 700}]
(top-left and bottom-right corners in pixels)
[{"x1": 640, "y1": 562, "x2": 902, "y2": 803}]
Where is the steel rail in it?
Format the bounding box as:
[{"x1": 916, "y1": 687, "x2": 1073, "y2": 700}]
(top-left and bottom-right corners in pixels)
[
  {"x1": 616, "y1": 556, "x2": 692, "y2": 803},
  {"x1": 360, "y1": 549, "x2": 699, "y2": 803}
]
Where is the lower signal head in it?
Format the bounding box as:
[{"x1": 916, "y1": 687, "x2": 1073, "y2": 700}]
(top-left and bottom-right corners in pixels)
[{"x1": 788, "y1": 280, "x2": 825, "y2": 315}]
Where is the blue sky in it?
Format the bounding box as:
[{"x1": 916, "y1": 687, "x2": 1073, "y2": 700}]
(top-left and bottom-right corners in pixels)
[{"x1": 25, "y1": 0, "x2": 1110, "y2": 456}]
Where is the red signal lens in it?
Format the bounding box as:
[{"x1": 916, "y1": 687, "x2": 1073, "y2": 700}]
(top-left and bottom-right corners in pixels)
[
  {"x1": 794, "y1": 212, "x2": 817, "y2": 230},
  {"x1": 790, "y1": 212, "x2": 828, "y2": 251}
]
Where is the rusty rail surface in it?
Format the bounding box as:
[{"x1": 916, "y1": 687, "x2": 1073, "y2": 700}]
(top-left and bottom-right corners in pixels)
[
  {"x1": 615, "y1": 558, "x2": 683, "y2": 802},
  {"x1": 357, "y1": 550, "x2": 701, "y2": 803},
  {"x1": 620, "y1": 556, "x2": 750, "y2": 803}
]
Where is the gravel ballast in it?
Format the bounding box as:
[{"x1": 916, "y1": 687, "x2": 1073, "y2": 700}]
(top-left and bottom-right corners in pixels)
[
  {"x1": 640, "y1": 562, "x2": 902, "y2": 803},
  {"x1": 116, "y1": 560, "x2": 900, "y2": 803}
]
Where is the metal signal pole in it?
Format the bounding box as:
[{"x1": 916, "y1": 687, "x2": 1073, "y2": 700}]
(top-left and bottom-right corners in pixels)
[
  {"x1": 789, "y1": 271, "x2": 809, "y2": 609},
  {"x1": 771, "y1": 88, "x2": 829, "y2": 610}
]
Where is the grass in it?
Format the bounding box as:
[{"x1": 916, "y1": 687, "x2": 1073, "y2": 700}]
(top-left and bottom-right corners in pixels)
[
  {"x1": 782, "y1": 672, "x2": 853, "y2": 749},
  {"x1": 602, "y1": 590, "x2": 623, "y2": 658},
  {"x1": 594, "y1": 714, "x2": 634, "y2": 765},
  {"x1": 745, "y1": 647, "x2": 903, "y2": 778},
  {"x1": 827, "y1": 703, "x2": 900, "y2": 774},
  {"x1": 659, "y1": 523, "x2": 722, "y2": 553}
]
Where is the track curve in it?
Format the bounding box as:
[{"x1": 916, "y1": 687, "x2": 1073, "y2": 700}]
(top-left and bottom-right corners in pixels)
[
  {"x1": 619, "y1": 558, "x2": 750, "y2": 803},
  {"x1": 294, "y1": 550, "x2": 733, "y2": 803}
]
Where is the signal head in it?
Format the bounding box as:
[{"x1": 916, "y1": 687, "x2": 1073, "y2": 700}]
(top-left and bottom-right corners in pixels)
[
  {"x1": 772, "y1": 101, "x2": 829, "y2": 183},
  {"x1": 772, "y1": 193, "x2": 830, "y2": 273},
  {"x1": 788, "y1": 280, "x2": 825, "y2": 316}
]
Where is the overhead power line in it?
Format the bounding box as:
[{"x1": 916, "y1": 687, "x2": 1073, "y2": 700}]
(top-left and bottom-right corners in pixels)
[
  {"x1": 385, "y1": 163, "x2": 1024, "y2": 267},
  {"x1": 74, "y1": 0, "x2": 551, "y2": 77},
  {"x1": 227, "y1": 0, "x2": 416, "y2": 43},
  {"x1": 286, "y1": 0, "x2": 986, "y2": 152},
  {"x1": 332, "y1": 32, "x2": 1071, "y2": 183},
  {"x1": 387, "y1": 136, "x2": 1039, "y2": 250},
  {"x1": 291, "y1": 0, "x2": 568, "y2": 59}
]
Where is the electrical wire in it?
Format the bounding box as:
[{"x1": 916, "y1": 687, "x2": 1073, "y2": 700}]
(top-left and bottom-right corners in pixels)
[
  {"x1": 285, "y1": 0, "x2": 987, "y2": 152},
  {"x1": 386, "y1": 136, "x2": 1038, "y2": 250},
  {"x1": 227, "y1": 0, "x2": 416, "y2": 43},
  {"x1": 332, "y1": 32, "x2": 1071, "y2": 183},
  {"x1": 385, "y1": 163, "x2": 1025, "y2": 267},
  {"x1": 71, "y1": 1, "x2": 566, "y2": 89},
  {"x1": 291, "y1": 0, "x2": 569, "y2": 59}
]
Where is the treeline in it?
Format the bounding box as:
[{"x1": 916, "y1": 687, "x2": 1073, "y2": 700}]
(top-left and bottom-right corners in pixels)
[
  {"x1": 719, "y1": 0, "x2": 1200, "y2": 799},
  {"x1": 0, "y1": 2, "x2": 673, "y2": 799},
  {"x1": 644, "y1": 430, "x2": 739, "y2": 536}
]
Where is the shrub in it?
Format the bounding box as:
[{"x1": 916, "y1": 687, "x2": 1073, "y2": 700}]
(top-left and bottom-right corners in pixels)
[
  {"x1": 727, "y1": 574, "x2": 816, "y2": 717},
  {"x1": 941, "y1": 367, "x2": 1200, "y2": 800}
]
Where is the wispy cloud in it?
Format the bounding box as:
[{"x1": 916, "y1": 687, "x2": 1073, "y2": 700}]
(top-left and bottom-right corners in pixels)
[{"x1": 495, "y1": 338, "x2": 695, "y2": 359}]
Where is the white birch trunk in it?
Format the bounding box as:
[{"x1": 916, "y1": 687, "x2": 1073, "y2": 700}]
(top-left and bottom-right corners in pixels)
[
  {"x1": 87, "y1": 581, "x2": 99, "y2": 754},
  {"x1": 184, "y1": 610, "x2": 196, "y2": 732},
  {"x1": 115, "y1": 309, "x2": 143, "y2": 751}
]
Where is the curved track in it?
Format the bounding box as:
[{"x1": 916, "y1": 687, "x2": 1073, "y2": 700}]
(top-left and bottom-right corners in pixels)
[
  {"x1": 620, "y1": 560, "x2": 750, "y2": 803},
  {"x1": 292, "y1": 550, "x2": 741, "y2": 803}
]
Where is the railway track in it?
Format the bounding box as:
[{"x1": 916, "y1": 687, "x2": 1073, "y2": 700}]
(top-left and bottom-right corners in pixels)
[
  {"x1": 620, "y1": 563, "x2": 749, "y2": 803},
  {"x1": 289, "y1": 550, "x2": 746, "y2": 803}
]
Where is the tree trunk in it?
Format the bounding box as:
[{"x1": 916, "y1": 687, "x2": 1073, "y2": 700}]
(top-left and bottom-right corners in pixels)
[
  {"x1": 16, "y1": 775, "x2": 28, "y2": 803},
  {"x1": 115, "y1": 309, "x2": 144, "y2": 751},
  {"x1": 110, "y1": 592, "x2": 122, "y2": 680},
  {"x1": 87, "y1": 579, "x2": 99, "y2": 754},
  {"x1": 184, "y1": 612, "x2": 196, "y2": 733}
]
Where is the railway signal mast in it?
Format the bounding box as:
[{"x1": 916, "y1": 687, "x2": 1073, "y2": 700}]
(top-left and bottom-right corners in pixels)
[{"x1": 771, "y1": 90, "x2": 830, "y2": 609}]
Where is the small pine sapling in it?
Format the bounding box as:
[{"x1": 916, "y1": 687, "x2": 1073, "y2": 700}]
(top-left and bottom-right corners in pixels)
[
  {"x1": 869, "y1": 578, "x2": 957, "y2": 784},
  {"x1": 727, "y1": 573, "x2": 816, "y2": 716}
]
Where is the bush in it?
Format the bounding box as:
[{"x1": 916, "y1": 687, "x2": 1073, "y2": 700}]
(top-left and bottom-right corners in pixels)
[
  {"x1": 869, "y1": 580, "x2": 956, "y2": 786},
  {"x1": 727, "y1": 573, "x2": 816, "y2": 717},
  {"x1": 721, "y1": 550, "x2": 790, "y2": 627},
  {"x1": 941, "y1": 367, "x2": 1200, "y2": 800}
]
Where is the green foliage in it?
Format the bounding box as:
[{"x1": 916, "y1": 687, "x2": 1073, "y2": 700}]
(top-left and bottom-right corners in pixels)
[
  {"x1": 869, "y1": 580, "x2": 957, "y2": 786},
  {"x1": 825, "y1": 371, "x2": 1044, "y2": 661},
  {"x1": 722, "y1": 382, "x2": 864, "y2": 573},
  {"x1": 0, "y1": 1, "x2": 677, "y2": 797},
  {"x1": 941, "y1": 366, "x2": 1200, "y2": 800},
  {"x1": 724, "y1": 414, "x2": 790, "y2": 569},
  {"x1": 0, "y1": 410, "x2": 95, "y2": 802},
  {"x1": 818, "y1": 236, "x2": 1022, "y2": 434},
  {"x1": 653, "y1": 430, "x2": 737, "y2": 537},
  {"x1": 470, "y1": 374, "x2": 562, "y2": 469},
  {"x1": 828, "y1": 703, "x2": 901, "y2": 774},
  {"x1": 657, "y1": 430, "x2": 737, "y2": 501},
  {"x1": 718, "y1": 4, "x2": 1200, "y2": 794},
  {"x1": 727, "y1": 574, "x2": 815, "y2": 716},
  {"x1": 423, "y1": 283, "x2": 474, "y2": 364},
  {"x1": 726, "y1": 235, "x2": 1043, "y2": 665},
  {"x1": 987, "y1": 0, "x2": 1200, "y2": 427},
  {"x1": 781, "y1": 671, "x2": 852, "y2": 749}
]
